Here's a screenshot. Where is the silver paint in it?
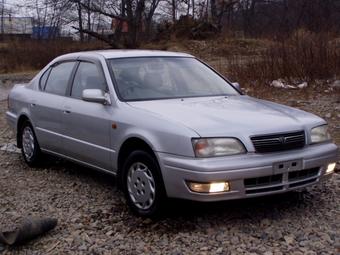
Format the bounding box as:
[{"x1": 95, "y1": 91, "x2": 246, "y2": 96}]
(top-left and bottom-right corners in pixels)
[{"x1": 5, "y1": 50, "x2": 339, "y2": 202}]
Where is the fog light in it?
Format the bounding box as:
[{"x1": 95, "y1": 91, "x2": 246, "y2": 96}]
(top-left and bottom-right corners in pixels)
[
  {"x1": 187, "y1": 181, "x2": 230, "y2": 193},
  {"x1": 326, "y1": 163, "x2": 336, "y2": 174}
]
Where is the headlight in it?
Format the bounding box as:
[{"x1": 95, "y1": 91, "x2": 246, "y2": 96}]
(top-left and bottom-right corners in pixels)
[
  {"x1": 192, "y1": 138, "x2": 246, "y2": 157},
  {"x1": 311, "y1": 125, "x2": 331, "y2": 144}
]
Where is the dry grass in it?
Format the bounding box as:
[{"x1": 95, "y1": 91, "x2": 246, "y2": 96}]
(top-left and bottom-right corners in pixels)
[
  {"x1": 0, "y1": 39, "x2": 109, "y2": 74},
  {"x1": 1, "y1": 31, "x2": 339, "y2": 86},
  {"x1": 226, "y1": 30, "x2": 340, "y2": 84}
]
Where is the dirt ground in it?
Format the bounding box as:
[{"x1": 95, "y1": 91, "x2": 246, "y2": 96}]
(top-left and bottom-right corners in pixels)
[{"x1": 0, "y1": 74, "x2": 339, "y2": 255}]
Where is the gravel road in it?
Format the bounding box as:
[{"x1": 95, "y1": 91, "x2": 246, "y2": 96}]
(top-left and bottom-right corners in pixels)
[
  {"x1": 0, "y1": 74, "x2": 339, "y2": 255},
  {"x1": 0, "y1": 73, "x2": 36, "y2": 101}
]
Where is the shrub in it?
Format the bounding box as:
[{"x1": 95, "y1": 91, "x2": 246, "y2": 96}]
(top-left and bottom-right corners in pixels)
[
  {"x1": 227, "y1": 30, "x2": 340, "y2": 84},
  {"x1": 0, "y1": 39, "x2": 107, "y2": 73}
]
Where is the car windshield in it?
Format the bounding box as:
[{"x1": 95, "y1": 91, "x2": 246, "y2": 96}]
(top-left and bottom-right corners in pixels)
[{"x1": 108, "y1": 57, "x2": 239, "y2": 101}]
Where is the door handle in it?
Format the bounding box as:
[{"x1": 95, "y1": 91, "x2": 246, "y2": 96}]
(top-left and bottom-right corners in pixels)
[
  {"x1": 30, "y1": 103, "x2": 36, "y2": 107},
  {"x1": 63, "y1": 110, "x2": 71, "y2": 114}
]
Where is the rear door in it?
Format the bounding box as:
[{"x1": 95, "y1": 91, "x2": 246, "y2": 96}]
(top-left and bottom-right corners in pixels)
[
  {"x1": 32, "y1": 61, "x2": 77, "y2": 153},
  {"x1": 61, "y1": 59, "x2": 113, "y2": 171}
]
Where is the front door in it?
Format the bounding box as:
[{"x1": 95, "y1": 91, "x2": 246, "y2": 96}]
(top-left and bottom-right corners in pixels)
[{"x1": 61, "y1": 61, "x2": 113, "y2": 171}]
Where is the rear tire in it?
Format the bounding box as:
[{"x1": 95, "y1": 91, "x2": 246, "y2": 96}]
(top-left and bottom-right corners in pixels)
[
  {"x1": 121, "y1": 150, "x2": 166, "y2": 217},
  {"x1": 20, "y1": 121, "x2": 43, "y2": 167}
]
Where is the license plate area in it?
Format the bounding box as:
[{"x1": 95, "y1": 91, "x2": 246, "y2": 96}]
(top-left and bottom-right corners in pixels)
[{"x1": 273, "y1": 159, "x2": 302, "y2": 174}]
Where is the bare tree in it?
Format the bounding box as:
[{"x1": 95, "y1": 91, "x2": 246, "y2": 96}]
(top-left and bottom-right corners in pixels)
[
  {"x1": 144, "y1": 0, "x2": 162, "y2": 37},
  {"x1": 70, "y1": 0, "x2": 162, "y2": 47},
  {"x1": 16, "y1": 0, "x2": 340, "y2": 45},
  {"x1": 1, "y1": 0, "x2": 5, "y2": 36},
  {"x1": 87, "y1": 0, "x2": 91, "y2": 41},
  {"x1": 23, "y1": 0, "x2": 73, "y2": 39},
  {"x1": 171, "y1": 0, "x2": 177, "y2": 22},
  {"x1": 77, "y1": 2, "x2": 84, "y2": 41}
]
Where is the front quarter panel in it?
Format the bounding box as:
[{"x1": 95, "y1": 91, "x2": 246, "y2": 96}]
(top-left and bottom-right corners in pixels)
[
  {"x1": 250, "y1": 97, "x2": 328, "y2": 144},
  {"x1": 111, "y1": 103, "x2": 199, "y2": 171}
]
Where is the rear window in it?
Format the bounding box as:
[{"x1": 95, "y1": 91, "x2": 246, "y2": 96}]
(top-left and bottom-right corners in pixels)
[{"x1": 44, "y1": 62, "x2": 76, "y2": 96}]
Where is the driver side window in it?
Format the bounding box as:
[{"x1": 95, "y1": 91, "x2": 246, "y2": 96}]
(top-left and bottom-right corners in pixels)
[{"x1": 71, "y1": 62, "x2": 107, "y2": 99}]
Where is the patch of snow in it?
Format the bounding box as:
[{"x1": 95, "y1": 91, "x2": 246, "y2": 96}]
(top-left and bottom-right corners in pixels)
[
  {"x1": 331, "y1": 80, "x2": 340, "y2": 89},
  {"x1": 270, "y1": 79, "x2": 308, "y2": 89},
  {"x1": 270, "y1": 80, "x2": 285, "y2": 88},
  {"x1": 298, "y1": 82, "x2": 308, "y2": 89},
  {"x1": 285, "y1": 85, "x2": 297, "y2": 89},
  {"x1": 0, "y1": 143, "x2": 21, "y2": 153}
]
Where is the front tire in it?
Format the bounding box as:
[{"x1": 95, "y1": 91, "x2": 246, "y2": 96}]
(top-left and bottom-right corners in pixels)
[
  {"x1": 20, "y1": 121, "x2": 43, "y2": 167},
  {"x1": 122, "y1": 150, "x2": 166, "y2": 217}
]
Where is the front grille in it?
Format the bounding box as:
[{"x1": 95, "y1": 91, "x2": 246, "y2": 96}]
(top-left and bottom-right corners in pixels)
[
  {"x1": 288, "y1": 168, "x2": 319, "y2": 181},
  {"x1": 246, "y1": 186, "x2": 283, "y2": 194},
  {"x1": 244, "y1": 167, "x2": 320, "y2": 195},
  {"x1": 289, "y1": 178, "x2": 318, "y2": 188},
  {"x1": 244, "y1": 174, "x2": 282, "y2": 188},
  {"x1": 251, "y1": 131, "x2": 305, "y2": 153}
]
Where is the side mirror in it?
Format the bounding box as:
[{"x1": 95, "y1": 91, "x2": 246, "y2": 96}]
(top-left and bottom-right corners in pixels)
[
  {"x1": 82, "y1": 89, "x2": 110, "y2": 105},
  {"x1": 232, "y1": 82, "x2": 241, "y2": 91}
]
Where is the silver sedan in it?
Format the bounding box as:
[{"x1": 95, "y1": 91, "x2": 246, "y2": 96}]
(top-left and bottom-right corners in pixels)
[{"x1": 6, "y1": 50, "x2": 339, "y2": 216}]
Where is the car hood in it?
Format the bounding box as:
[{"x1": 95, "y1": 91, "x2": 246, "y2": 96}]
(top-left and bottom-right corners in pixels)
[{"x1": 127, "y1": 96, "x2": 324, "y2": 137}]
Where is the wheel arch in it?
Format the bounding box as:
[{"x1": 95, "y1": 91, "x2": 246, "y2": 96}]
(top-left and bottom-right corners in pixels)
[
  {"x1": 16, "y1": 114, "x2": 31, "y2": 148},
  {"x1": 116, "y1": 137, "x2": 160, "y2": 187}
]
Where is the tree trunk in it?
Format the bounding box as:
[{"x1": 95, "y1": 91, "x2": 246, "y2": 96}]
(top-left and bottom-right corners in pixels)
[
  {"x1": 87, "y1": 0, "x2": 91, "y2": 41},
  {"x1": 210, "y1": 0, "x2": 217, "y2": 22},
  {"x1": 172, "y1": 0, "x2": 176, "y2": 23},
  {"x1": 1, "y1": 0, "x2": 4, "y2": 36},
  {"x1": 77, "y1": 2, "x2": 84, "y2": 42},
  {"x1": 187, "y1": 0, "x2": 190, "y2": 16}
]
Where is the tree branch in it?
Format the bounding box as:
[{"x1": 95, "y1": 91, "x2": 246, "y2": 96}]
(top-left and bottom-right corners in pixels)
[{"x1": 71, "y1": 25, "x2": 121, "y2": 48}]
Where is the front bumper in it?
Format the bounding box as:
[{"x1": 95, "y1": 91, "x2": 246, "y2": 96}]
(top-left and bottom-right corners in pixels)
[{"x1": 157, "y1": 143, "x2": 339, "y2": 201}]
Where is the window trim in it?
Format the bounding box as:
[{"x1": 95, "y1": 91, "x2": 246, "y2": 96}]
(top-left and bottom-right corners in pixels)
[
  {"x1": 106, "y1": 56, "x2": 241, "y2": 102},
  {"x1": 67, "y1": 61, "x2": 80, "y2": 97},
  {"x1": 42, "y1": 60, "x2": 78, "y2": 97},
  {"x1": 68, "y1": 59, "x2": 108, "y2": 100},
  {"x1": 196, "y1": 58, "x2": 243, "y2": 95},
  {"x1": 39, "y1": 68, "x2": 51, "y2": 90}
]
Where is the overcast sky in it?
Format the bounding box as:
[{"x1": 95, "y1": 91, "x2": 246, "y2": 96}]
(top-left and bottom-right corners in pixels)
[{"x1": 3, "y1": 0, "x2": 30, "y2": 16}]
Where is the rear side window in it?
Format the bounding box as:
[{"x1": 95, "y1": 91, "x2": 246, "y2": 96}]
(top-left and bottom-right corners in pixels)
[
  {"x1": 44, "y1": 62, "x2": 75, "y2": 96},
  {"x1": 71, "y1": 62, "x2": 107, "y2": 99}
]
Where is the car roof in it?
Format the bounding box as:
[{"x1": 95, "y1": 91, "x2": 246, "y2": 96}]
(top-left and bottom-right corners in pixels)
[
  {"x1": 57, "y1": 50, "x2": 194, "y2": 61},
  {"x1": 96, "y1": 50, "x2": 193, "y2": 59}
]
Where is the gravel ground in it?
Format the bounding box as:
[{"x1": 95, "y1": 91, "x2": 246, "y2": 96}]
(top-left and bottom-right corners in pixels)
[{"x1": 0, "y1": 74, "x2": 339, "y2": 255}]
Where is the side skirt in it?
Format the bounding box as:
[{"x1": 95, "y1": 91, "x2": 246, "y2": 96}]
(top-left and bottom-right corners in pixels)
[{"x1": 41, "y1": 148, "x2": 117, "y2": 176}]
